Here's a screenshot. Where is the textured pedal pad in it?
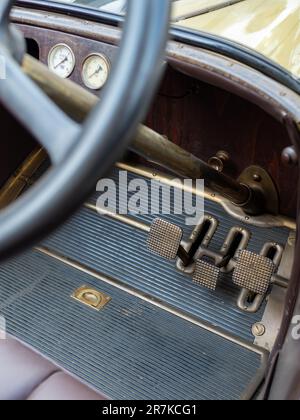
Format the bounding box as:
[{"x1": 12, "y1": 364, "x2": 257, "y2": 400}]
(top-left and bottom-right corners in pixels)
[
  {"x1": 233, "y1": 250, "x2": 275, "y2": 295},
  {"x1": 193, "y1": 259, "x2": 220, "y2": 290},
  {"x1": 147, "y1": 218, "x2": 183, "y2": 260}
]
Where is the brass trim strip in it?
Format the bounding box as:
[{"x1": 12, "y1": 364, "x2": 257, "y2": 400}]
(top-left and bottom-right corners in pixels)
[
  {"x1": 84, "y1": 203, "x2": 150, "y2": 233},
  {"x1": 84, "y1": 162, "x2": 295, "y2": 235},
  {"x1": 116, "y1": 162, "x2": 296, "y2": 231}
]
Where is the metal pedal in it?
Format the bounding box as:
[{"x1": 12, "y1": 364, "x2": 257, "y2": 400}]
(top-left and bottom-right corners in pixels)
[
  {"x1": 147, "y1": 218, "x2": 183, "y2": 260},
  {"x1": 193, "y1": 258, "x2": 220, "y2": 290},
  {"x1": 233, "y1": 250, "x2": 275, "y2": 295}
]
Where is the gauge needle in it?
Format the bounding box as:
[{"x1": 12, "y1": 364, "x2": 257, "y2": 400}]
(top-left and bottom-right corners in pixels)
[
  {"x1": 89, "y1": 65, "x2": 102, "y2": 79},
  {"x1": 54, "y1": 56, "x2": 68, "y2": 69}
]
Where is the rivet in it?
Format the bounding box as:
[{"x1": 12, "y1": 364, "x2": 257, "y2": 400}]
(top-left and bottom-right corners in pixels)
[{"x1": 252, "y1": 323, "x2": 266, "y2": 337}]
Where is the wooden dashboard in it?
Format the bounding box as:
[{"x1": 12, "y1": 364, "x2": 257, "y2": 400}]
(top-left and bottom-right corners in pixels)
[
  {"x1": 19, "y1": 24, "x2": 118, "y2": 96},
  {"x1": 10, "y1": 8, "x2": 300, "y2": 219}
]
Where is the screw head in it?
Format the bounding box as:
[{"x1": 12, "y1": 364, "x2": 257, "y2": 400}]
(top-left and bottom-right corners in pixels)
[
  {"x1": 252, "y1": 323, "x2": 266, "y2": 337},
  {"x1": 253, "y1": 173, "x2": 262, "y2": 182},
  {"x1": 282, "y1": 147, "x2": 298, "y2": 166}
]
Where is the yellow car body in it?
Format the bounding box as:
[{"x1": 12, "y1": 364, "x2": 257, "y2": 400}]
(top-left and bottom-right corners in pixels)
[{"x1": 174, "y1": 0, "x2": 300, "y2": 78}]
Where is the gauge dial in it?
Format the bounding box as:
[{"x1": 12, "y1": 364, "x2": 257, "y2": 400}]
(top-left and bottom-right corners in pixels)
[
  {"x1": 82, "y1": 54, "x2": 110, "y2": 90},
  {"x1": 48, "y1": 44, "x2": 75, "y2": 79}
]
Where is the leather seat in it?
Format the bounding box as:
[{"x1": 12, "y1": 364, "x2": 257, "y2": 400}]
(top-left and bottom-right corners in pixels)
[{"x1": 0, "y1": 336, "x2": 108, "y2": 400}]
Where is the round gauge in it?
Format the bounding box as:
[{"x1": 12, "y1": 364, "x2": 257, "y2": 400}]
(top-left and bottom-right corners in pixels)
[
  {"x1": 48, "y1": 44, "x2": 75, "y2": 79},
  {"x1": 82, "y1": 54, "x2": 110, "y2": 90}
]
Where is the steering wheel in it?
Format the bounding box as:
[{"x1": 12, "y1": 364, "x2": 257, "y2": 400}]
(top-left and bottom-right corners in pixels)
[{"x1": 0, "y1": 0, "x2": 171, "y2": 259}]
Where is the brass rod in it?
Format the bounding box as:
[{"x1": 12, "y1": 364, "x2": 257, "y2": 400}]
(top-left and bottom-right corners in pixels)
[
  {"x1": 0, "y1": 147, "x2": 47, "y2": 208},
  {"x1": 22, "y1": 55, "x2": 252, "y2": 210},
  {"x1": 133, "y1": 125, "x2": 250, "y2": 205}
]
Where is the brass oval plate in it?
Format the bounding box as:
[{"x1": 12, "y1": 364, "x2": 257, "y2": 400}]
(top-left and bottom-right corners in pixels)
[{"x1": 72, "y1": 285, "x2": 111, "y2": 311}]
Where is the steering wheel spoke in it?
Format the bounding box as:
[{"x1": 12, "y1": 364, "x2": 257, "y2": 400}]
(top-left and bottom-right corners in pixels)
[
  {"x1": 0, "y1": 53, "x2": 80, "y2": 164},
  {"x1": 0, "y1": 0, "x2": 170, "y2": 259}
]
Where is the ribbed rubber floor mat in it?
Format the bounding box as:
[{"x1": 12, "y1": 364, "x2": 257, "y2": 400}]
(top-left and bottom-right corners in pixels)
[
  {"x1": 0, "y1": 251, "x2": 261, "y2": 400},
  {"x1": 44, "y1": 208, "x2": 262, "y2": 341},
  {"x1": 43, "y1": 164, "x2": 290, "y2": 342}
]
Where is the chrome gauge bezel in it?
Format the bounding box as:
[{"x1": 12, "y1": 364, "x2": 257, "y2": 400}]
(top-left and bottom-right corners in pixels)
[
  {"x1": 81, "y1": 53, "x2": 111, "y2": 90},
  {"x1": 48, "y1": 43, "x2": 76, "y2": 79}
]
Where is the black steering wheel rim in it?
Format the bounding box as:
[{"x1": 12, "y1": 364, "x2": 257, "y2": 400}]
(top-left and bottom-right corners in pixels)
[{"x1": 0, "y1": 0, "x2": 171, "y2": 259}]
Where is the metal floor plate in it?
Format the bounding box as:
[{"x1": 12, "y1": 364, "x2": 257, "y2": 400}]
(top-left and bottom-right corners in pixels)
[
  {"x1": 41, "y1": 168, "x2": 290, "y2": 341},
  {"x1": 0, "y1": 251, "x2": 261, "y2": 400}
]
